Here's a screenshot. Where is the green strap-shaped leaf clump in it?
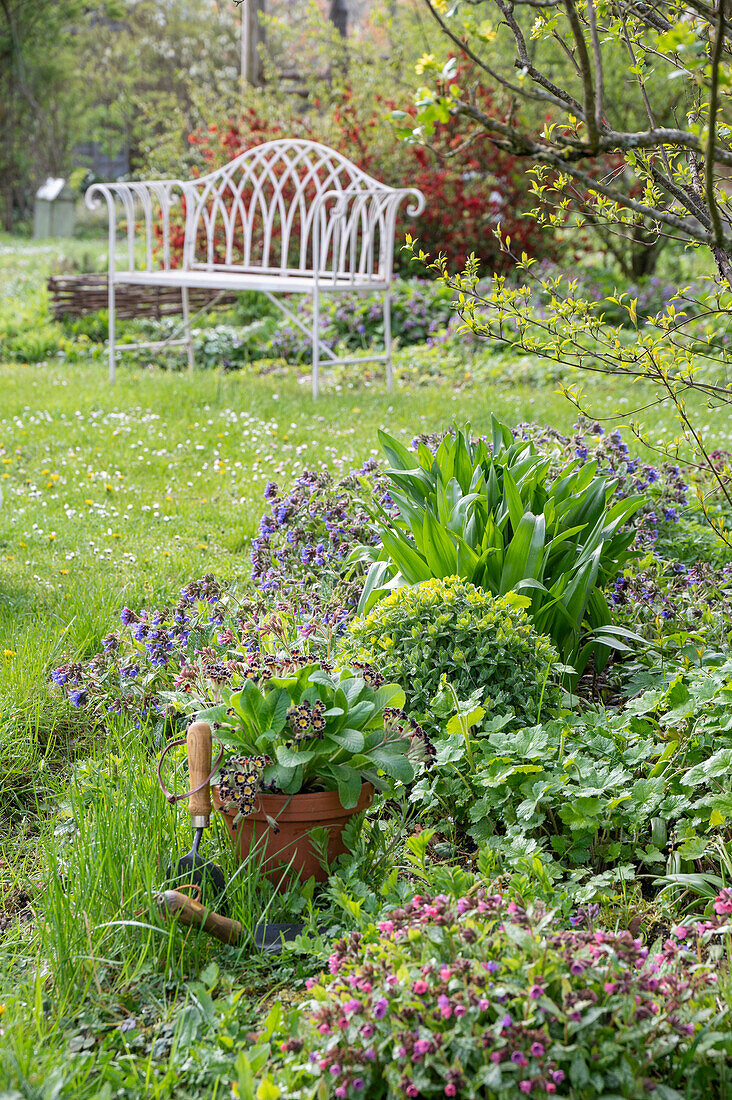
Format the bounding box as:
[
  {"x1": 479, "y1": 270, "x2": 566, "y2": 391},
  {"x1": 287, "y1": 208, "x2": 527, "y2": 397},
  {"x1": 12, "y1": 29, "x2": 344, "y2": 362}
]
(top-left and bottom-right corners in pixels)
[{"x1": 353, "y1": 419, "x2": 643, "y2": 676}]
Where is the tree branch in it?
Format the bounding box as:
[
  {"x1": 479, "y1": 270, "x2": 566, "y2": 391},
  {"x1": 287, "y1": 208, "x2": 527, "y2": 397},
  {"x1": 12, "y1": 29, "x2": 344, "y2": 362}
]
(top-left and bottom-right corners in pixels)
[
  {"x1": 563, "y1": 0, "x2": 599, "y2": 146},
  {"x1": 706, "y1": 0, "x2": 726, "y2": 248},
  {"x1": 420, "y1": 0, "x2": 565, "y2": 107},
  {"x1": 493, "y1": 0, "x2": 585, "y2": 114},
  {"x1": 455, "y1": 100, "x2": 730, "y2": 246},
  {"x1": 585, "y1": 0, "x2": 604, "y2": 133}
]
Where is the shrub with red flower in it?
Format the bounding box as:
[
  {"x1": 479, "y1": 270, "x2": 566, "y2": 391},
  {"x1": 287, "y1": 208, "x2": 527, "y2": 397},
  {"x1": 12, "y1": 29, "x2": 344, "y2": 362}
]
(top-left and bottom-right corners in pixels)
[
  {"x1": 170, "y1": 82, "x2": 557, "y2": 277},
  {"x1": 271, "y1": 891, "x2": 729, "y2": 1099}
]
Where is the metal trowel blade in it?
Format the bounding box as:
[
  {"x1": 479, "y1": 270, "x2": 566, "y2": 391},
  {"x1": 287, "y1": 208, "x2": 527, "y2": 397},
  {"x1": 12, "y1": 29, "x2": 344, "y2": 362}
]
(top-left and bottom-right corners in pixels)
[{"x1": 253, "y1": 922, "x2": 306, "y2": 953}]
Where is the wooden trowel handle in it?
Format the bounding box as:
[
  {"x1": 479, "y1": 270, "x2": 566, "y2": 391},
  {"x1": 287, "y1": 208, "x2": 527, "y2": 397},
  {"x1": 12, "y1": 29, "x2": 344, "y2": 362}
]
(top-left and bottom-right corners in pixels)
[
  {"x1": 187, "y1": 720, "x2": 213, "y2": 821},
  {"x1": 156, "y1": 889, "x2": 243, "y2": 945}
]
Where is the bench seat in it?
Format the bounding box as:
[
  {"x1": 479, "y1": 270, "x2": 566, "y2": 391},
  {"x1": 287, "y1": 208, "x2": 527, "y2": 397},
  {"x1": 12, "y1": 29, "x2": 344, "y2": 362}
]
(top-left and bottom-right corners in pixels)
[{"x1": 113, "y1": 269, "x2": 387, "y2": 293}]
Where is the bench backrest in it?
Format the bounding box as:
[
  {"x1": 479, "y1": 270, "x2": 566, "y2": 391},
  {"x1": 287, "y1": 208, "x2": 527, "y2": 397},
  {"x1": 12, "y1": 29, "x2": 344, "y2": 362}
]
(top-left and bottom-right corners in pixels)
[{"x1": 180, "y1": 139, "x2": 398, "y2": 281}]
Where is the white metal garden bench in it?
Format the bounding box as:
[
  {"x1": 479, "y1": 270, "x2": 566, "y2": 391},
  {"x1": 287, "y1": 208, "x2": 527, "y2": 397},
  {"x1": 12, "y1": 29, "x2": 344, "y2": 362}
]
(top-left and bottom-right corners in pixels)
[{"x1": 86, "y1": 139, "x2": 425, "y2": 397}]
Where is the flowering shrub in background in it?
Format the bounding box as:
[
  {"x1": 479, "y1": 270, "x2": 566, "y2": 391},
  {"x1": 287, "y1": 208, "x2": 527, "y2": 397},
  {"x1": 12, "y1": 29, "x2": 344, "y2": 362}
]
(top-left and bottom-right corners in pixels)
[
  {"x1": 341, "y1": 577, "x2": 560, "y2": 731},
  {"x1": 178, "y1": 85, "x2": 557, "y2": 276},
  {"x1": 274, "y1": 891, "x2": 729, "y2": 1099}
]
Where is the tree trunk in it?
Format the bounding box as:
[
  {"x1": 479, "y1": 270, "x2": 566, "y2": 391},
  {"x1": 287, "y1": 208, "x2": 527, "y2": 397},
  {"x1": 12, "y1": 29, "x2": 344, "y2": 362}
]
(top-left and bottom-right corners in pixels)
[
  {"x1": 329, "y1": 0, "x2": 348, "y2": 37},
  {"x1": 241, "y1": 0, "x2": 265, "y2": 86}
]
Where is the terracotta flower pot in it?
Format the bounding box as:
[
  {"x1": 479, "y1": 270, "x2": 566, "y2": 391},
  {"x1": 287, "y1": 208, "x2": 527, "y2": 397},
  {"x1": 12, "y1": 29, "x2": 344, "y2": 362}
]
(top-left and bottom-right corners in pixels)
[{"x1": 213, "y1": 782, "x2": 374, "y2": 885}]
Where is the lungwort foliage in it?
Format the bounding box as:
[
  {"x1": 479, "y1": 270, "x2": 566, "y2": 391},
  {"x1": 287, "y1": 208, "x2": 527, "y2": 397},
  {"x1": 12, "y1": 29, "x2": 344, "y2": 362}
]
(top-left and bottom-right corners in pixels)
[{"x1": 354, "y1": 419, "x2": 643, "y2": 673}]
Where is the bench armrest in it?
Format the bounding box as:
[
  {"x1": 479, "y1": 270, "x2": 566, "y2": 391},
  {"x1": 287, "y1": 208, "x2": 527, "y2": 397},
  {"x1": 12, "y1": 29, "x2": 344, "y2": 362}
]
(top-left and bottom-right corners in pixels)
[
  {"x1": 311, "y1": 185, "x2": 425, "y2": 221},
  {"x1": 310, "y1": 186, "x2": 426, "y2": 282},
  {"x1": 85, "y1": 180, "x2": 185, "y2": 274}
]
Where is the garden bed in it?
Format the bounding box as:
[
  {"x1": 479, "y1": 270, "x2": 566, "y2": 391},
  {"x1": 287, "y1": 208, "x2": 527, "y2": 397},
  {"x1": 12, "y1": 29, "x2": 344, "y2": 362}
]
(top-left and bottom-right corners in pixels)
[{"x1": 2, "y1": 237, "x2": 732, "y2": 1099}]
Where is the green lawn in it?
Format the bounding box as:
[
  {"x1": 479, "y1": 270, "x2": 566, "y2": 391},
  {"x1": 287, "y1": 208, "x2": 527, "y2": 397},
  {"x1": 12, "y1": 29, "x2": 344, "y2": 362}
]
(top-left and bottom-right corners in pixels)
[{"x1": 2, "y1": 234, "x2": 732, "y2": 1097}]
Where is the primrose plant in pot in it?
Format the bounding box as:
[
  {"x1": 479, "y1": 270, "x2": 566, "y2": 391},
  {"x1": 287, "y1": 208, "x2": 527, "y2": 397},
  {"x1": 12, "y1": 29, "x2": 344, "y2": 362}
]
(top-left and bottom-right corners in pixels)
[{"x1": 200, "y1": 663, "x2": 434, "y2": 883}]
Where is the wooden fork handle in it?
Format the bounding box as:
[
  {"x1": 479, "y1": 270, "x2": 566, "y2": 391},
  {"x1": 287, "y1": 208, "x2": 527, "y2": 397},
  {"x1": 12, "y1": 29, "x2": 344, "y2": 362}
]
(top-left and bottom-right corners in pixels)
[
  {"x1": 187, "y1": 720, "x2": 213, "y2": 821},
  {"x1": 156, "y1": 889, "x2": 243, "y2": 945}
]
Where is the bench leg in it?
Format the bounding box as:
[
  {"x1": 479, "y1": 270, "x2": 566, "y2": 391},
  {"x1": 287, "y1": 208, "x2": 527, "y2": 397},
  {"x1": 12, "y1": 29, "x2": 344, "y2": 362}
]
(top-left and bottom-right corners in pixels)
[
  {"x1": 181, "y1": 287, "x2": 195, "y2": 372},
  {"x1": 312, "y1": 287, "x2": 320, "y2": 400},
  {"x1": 108, "y1": 276, "x2": 116, "y2": 383},
  {"x1": 384, "y1": 289, "x2": 392, "y2": 394}
]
